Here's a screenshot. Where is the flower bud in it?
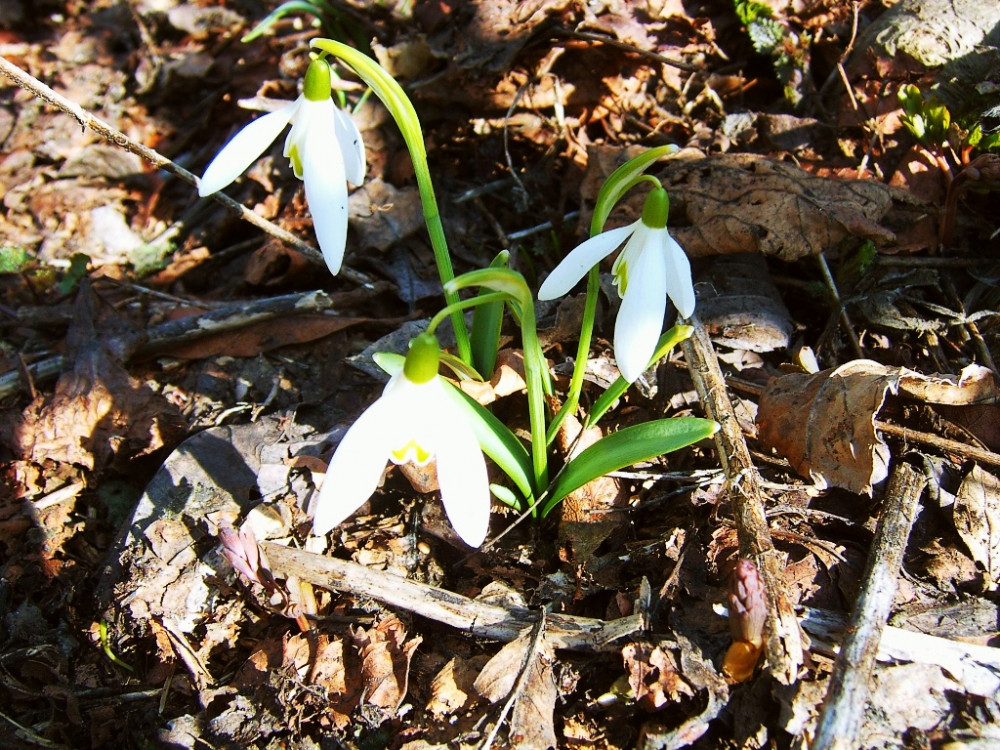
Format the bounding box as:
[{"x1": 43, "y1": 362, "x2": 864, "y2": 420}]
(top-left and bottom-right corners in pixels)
[{"x1": 728, "y1": 558, "x2": 766, "y2": 646}]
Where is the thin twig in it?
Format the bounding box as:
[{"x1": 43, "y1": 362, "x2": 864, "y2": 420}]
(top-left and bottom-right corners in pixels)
[
  {"x1": 0, "y1": 54, "x2": 373, "y2": 286},
  {"x1": 550, "y1": 28, "x2": 700, "y2": 72},
  {"x1": 260, "y1": 542, "x2": 643, "y2": 651},
  {"x1": 681, "y1": 313, "x2": 804, "y2": 683},
  {"x1": 799, "y1": 605, "x2": 1000, "y2": 697},
  {"x1": 811, "y1": 459, "x2": 926, "y2": 750},
  {"x1": 815, "y1": 254, "x2": 865, "y2": 360},
  {"x1": 479, "y1": 611, "x2": 548, "y2": 750}
]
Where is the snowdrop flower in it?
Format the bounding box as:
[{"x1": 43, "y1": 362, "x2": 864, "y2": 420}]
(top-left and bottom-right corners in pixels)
[
  {"x1": 538, "y1": 186, "x2": 695, "y2": 383},
  {"x1": 312, "y1": 333, "x2": 490, "y2": 547},
  {"x1": 198, "y1": 58, "x2": 365, "y2": 275}
]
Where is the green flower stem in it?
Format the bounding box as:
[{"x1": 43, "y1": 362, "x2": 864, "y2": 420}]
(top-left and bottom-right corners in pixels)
[
  {"x1": 446, "y1": 269, "x2": 550, "y2": 497},
  {"x1": 312, "y1": 38, "x2": 472, "y2": 365},
  {"x1": 546, "y1": 264, "x2": 599, "y2": 445},
  {"x1": 427, "y1": 292, "x2": 508, "y2": 340}
]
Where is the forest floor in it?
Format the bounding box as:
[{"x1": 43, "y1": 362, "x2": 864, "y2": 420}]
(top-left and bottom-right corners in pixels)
[{"x1": 1, "y1": 1, "x2": 1000, "y2": 748}]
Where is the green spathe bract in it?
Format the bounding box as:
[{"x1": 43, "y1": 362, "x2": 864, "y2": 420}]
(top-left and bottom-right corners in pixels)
[{"x1": 590, "y1": 144, "x2": 678, "y2": 236}]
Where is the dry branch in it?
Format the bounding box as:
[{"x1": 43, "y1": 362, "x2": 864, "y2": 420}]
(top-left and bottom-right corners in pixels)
[
  {"x1": 681, "y1": 313, "x2": 804, "y2": 683},
  {"x1": 811, "y1": 460, "x2": 926, "y2": 750},
  {"x1": 261, "y1": 542, "x2": 644, "y2": 651}
]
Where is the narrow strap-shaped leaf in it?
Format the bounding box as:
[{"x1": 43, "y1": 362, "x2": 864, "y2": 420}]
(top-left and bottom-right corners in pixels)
[
  {"x1": 242, "y1": 1, "x2": 333, "y2": 43},
  {"x1": 442, "y1": 382, "x2": 535, "y2": 506},
  {"x1": 541, "y1": 417, "x2": 718, "y2": 517},
  {"x1": 470, "y1": 251, "x2": 509, "y2": 378}
]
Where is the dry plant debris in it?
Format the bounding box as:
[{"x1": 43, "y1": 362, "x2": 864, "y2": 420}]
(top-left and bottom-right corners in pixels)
[{"x1": 1, "y1": 1, "x2": 1000, "y2": 749}]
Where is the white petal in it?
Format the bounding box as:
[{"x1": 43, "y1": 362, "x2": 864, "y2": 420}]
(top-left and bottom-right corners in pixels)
[
  {"x1": 614, "y1": 241, "x2": 668, "y2": 383},
  {"x1": 537, "y1": 222, "x2": 638, "y2": 300},
  {"x1": 300, "y1": 100, "x2": 350, "y2": 275},
  {"x1": 430, "y1": 383, "x2": 491, "y2": 546},
  {"x1": 333, "y1": 108, "x2": 366, "y2": 186},
  {"x1": 662, "y1": 231, "x2": 696, "y2": 318},
  {"x1": 198, "y1": 102, "x2": 297, "y2": 196},
  {"x1": 311, "y1": 388, "x2": 405, "y2": 536}
]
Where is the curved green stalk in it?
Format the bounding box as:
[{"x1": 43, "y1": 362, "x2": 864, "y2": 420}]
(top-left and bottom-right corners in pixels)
[
  {"x1": 311, "y1": 38, "x2": 472, "y2": 365},
  {"x1": 546, "y1": 265, "x2": 599, "y2": 444},
  {"x1": 446, "y1": 269, "x2": 550, "y2": 496}
]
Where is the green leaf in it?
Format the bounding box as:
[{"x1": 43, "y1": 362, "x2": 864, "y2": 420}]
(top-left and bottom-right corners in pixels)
[
  {"x1": 541, "y1": 417, "x2": 718, "y2": 517},
  {"x1": 584, "y1": 325, "x2": 693, "y2": 429},
  {"x1": 0, "y1": 246, "x2": 30, "y2": 274},
  {"x1": 57, "y1": 253, "x2": 90, "y2": 295},
  {"x1": 470, "y1": 251, "x2": 509, "y2": 378},
  {"x1": 242, "y1": 1, "x2": 331, "y2": 43},
  {"x1": 442, "y1": 382, "x2": 535, "y2": 506}
]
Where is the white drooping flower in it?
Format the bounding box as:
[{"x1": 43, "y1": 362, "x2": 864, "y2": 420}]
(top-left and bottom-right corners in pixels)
[
  {"x1": 312, "y1": 333, "x2": 491, "y2": 547},
  {"x1": 198, "y1": 58, "x2": 365, "y2": 275},
  {"x1": 538, "y1": 186, "x2": 695, "y2": 383}
]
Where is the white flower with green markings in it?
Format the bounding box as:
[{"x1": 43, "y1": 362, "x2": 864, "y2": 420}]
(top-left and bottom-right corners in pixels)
[
  {"x1": 198, "y1": 58, "x2": 365, "y2": 275},
  {"x1": 538, "y1": 186, "x2": 695, "y2": 383},
  {"x1": 312, "y1": 333, "x2": 491, "y2": 547}
]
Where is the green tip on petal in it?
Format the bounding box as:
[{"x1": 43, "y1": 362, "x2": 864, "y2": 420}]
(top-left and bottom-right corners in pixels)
[
  {"x1": 404, "y1": 332, "x2": 441, "y2": 383},
  {"x1": 641, "y1": 187, "x2": 670, "y2": 228},
  {"x1": 303, "y1": 59, "x2": 332, "y2": 102}
]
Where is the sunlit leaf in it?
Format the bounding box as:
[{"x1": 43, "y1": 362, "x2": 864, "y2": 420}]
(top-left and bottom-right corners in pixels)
[
  {"x1": 470, "y1": 251, "x2": 509, "y2": 378},
  {"x1": 443, "y1": 383, "x2": 535, "y2": 506},
  {"x1": 585, "y1": 325, "x2": 693, "y2": 429},
  {"x1": 541, "y1": 417, "x2": 718, "y2": 516}
]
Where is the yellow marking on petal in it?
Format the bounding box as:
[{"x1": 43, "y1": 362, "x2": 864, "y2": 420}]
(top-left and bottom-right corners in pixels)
[
  {"x1": 613, "y1": 259, "x2": 628, "y2": 296},
  {"x1": 391, "y1": 439, "x2": 432, "y2": 466},
  {"x1": 288, "y1": 143, "x2": 304, "y2": 179}
]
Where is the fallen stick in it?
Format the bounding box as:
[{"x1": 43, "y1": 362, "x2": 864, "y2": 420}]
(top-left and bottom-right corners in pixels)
[
  {"x1": 810, "y1": 459, "x2": 926, "y2": 750},
  {"x1": 799, "y1": 607, "x2": 1000, "y2": 698},
  {"x1": 260, "y1": 542, "x2": 645, "y2": 651},
  {"x1": 681, "y1": 313, "x2": 804, "y2": 683}
]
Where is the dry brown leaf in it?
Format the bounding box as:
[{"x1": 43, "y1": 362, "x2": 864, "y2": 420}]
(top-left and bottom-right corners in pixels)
[
  {"x1": 623, "y1": 642, "x2": 695, "y2": 711},
  {"x1": 509, "y1": 642, "x2": 559, "y2": 750},
  {"x1": 473, "y1": 627, "x2": 559, "y2": 750},
  {"x1": 1, "y1": 285, "x2": 184, "y2": 470},
  {"x1": 757, "y1": 360, "x2": 904, "y2": 494},
  {"x1": 896, "y1": 364, "x2": 998, "y2": 405},
  {"x1": 758, "y1": 361, "x2": 999, "y2": 494},
  {"x1": 353, "y1": 616, "x2": 422, "y2": 711},
  {"x1": 347, "y1": 178, "x2": 424, "y2": 252},
  {"x1": 582, "y1": 148, "x2": 902, "y2": 261},
  {"x1": 157, "y1": 314, "x2": 366, "y2": 359},
  {"x1": 953, "y1": 465, "x2": 1000, "y2": 591},
  {"x1": 697, "y1": 254, "x2": 794, "y2": 352},
  {"x1": 663, "y1": 152, "x2": 898, "y2": 259},
  {"x1": 426, "y1": 656, "x2": 484, "y2": 716},
  {"x1": 474, "y1": 629, "x2": 530, "y2": 703},
  {"x1": 555, "y1": 412, "x2": 625, "y2": 563}
]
